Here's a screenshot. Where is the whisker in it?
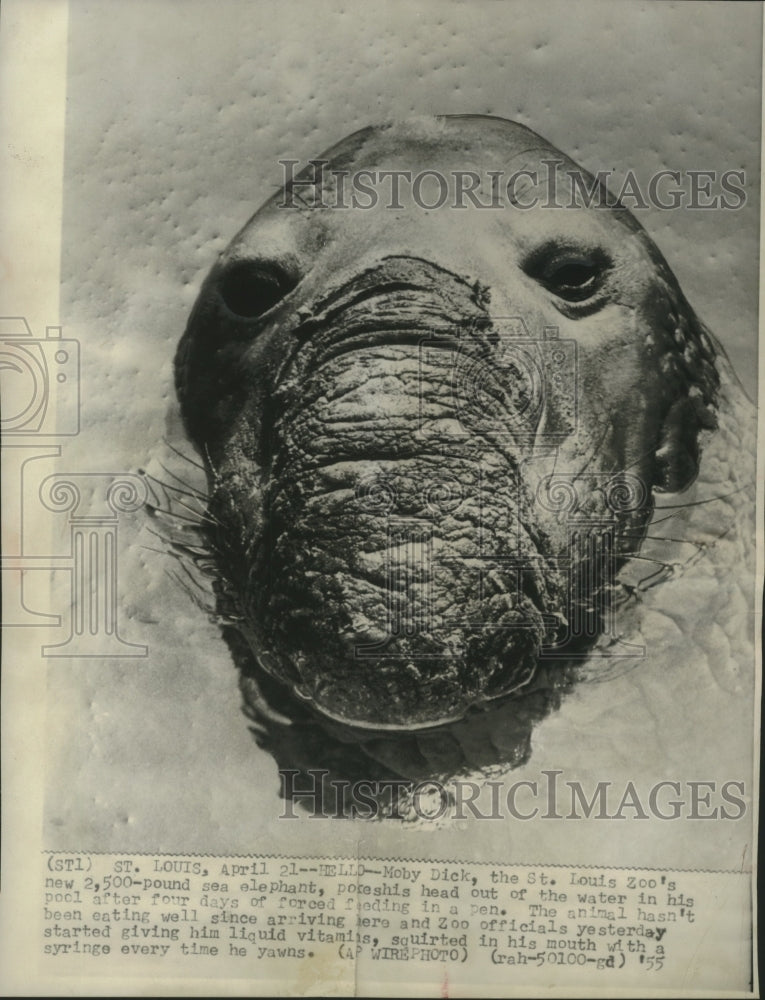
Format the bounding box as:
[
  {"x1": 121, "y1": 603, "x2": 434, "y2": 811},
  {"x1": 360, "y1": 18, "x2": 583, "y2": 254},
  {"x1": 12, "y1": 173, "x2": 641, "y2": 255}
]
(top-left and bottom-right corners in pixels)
[
  {"x1": 144, "y1": 486, "x2": 207, "y2": 526},
  {"x1": 145, "y1": 504, "x2": 207, "y2": 527},
  {"x1": 141, "y1": 468, "x2": 209, "y2": 517},
  {"x1": 166, "y1": 569, "x2": 214, "y2": 613},
  {"x1": 569, "y1": 423, "x2": 616, "y2": 484},
  {"x1": 621, "y1": 533, "x2": 710, "y2": 551},
  {"x1": 155, "y1": 531, "x2": 219, "y2": 571},
  {"x1": 175, "y1": 557, "x2": 214, "y2": 592},
  {"x1": 645, "y1": 510, "x2": 682, "y2": 528},
  {"x1": 619, "y1": 453, "x2": 648, "y2": 476},
  {"x1": 204, "y1": 443, "x2": 220, "y2": 481},
  {"x1": 654, "y1": 483, "x2": 752, "y2": 510},
  {"x1": 635, "y1": 564, "x2": 674, "y2": 590},
  {"x1": 613, "y1": 553, "x2": 674, "y2": 567},
  {"x1": 155, "y1": 463, "x2": 208, "y2": 501},
  {"x1": 146, "y1": 524, "x2": 208, "y2": 552},
  {"x1": 141, "y1": 476, "x2": 167, "y2": 510},
  {"x1": 167, "y1": 539, "x2": 215, "y2": 558},
  {"x1": 144, "y1": 522, "x2": 208, "y2": 548},
  {"x1": 162, "y1": 437, "x2": 206, "y2": 472},
  {"x1": 170, "y1": 494, "x2": 214, "y2": 524},
  {"x1": 141, "y1": 544, "x2": 171, "y2": 557}
]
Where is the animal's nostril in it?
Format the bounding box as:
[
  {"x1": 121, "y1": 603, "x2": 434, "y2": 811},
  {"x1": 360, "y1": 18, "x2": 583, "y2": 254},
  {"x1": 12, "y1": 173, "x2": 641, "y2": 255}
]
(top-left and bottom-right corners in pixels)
[{"x1": 218, "y1": 260, "x2": 297, "y2": 319}]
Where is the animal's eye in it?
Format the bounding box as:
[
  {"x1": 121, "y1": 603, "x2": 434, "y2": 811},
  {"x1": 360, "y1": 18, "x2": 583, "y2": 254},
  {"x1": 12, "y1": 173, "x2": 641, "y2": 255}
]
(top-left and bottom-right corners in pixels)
[
  {"x1": 218, "y1": 260, "x2": 297, "y2": 319},
  {"x1": 526, "y1": 247, "x2": 610, "y2": 304}
]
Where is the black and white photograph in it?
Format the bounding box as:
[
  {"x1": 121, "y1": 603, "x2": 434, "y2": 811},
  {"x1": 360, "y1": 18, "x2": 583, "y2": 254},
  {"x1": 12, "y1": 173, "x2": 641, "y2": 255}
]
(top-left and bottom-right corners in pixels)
[{"x1": 1, "y1": 0, "x2": 761, "y2": 995}]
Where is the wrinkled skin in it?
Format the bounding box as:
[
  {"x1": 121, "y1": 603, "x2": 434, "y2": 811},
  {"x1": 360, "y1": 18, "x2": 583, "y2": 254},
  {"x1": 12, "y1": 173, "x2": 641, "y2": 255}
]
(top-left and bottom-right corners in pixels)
[{"x1": 175, "y1": 116, "x2": 734, "y2": 805}]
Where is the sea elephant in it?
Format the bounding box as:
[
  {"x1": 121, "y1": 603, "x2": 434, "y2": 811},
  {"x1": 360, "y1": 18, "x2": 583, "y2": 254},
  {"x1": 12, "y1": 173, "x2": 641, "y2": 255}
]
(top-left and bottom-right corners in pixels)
[{"x1": 174, "y1": 117, "x2": 755, "y2": 812}]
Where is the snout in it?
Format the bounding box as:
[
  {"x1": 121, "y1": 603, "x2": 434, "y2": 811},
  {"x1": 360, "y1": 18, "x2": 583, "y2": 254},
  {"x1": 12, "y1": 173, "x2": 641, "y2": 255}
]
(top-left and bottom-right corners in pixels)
[{"x1": 178, "y1": 255, "x2": 571, "y2": 729}]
